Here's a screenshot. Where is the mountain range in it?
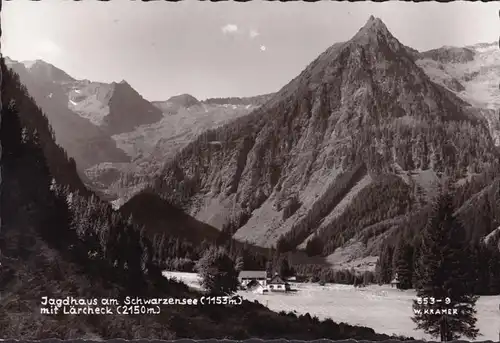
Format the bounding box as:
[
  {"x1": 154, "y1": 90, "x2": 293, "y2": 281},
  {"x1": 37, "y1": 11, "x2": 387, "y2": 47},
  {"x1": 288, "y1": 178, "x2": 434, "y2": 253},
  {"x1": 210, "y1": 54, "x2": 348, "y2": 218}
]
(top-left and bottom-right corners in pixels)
[
  {"x1": 4, "y1": 57, "x2": 271, "y2": 200},
  {"x1": 7, "y1": 16, "x2": 500, "y2": 272}
]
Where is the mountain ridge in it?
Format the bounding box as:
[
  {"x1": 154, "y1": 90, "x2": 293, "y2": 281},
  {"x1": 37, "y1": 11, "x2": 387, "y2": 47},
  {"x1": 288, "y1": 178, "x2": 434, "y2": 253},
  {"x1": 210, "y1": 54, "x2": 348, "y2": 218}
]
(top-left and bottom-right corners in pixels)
[
  {"x1": 4, "y1": 58, "x2": 131, "y2": 170},
  {"x1": 6, "y1": 58, "x2": 163, "y2": 134}
]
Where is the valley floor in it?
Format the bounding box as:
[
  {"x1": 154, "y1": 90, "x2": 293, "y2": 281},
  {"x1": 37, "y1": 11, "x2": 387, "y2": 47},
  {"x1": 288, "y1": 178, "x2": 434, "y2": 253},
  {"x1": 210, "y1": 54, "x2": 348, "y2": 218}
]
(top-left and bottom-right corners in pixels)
[{"x1": 163, "y1": 272, "x2": 500, "y2": 341}]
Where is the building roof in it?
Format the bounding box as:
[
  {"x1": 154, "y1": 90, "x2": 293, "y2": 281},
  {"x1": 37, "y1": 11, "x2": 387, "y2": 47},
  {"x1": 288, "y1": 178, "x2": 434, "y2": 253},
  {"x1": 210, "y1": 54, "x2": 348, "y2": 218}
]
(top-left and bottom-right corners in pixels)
[
  {"x1": 268, "y1": 275, "x2": 288, "y2": 284},
  {"x1": 238, "y1": 270, "x2": 267, "y2": 279}
]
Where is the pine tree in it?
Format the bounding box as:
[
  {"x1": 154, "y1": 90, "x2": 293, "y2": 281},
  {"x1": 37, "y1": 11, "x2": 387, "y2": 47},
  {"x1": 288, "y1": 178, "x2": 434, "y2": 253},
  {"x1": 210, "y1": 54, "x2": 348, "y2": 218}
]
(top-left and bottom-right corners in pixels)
[
  {"x1": 412, "y1": 236, "x2": 423, "y2": 289},
  {"x1": 42, "y1": 184, "x2": 73, "y2": 250},
  {"x1": 278, "y1": 257, "x2": 291, "y2": 278},
  {"x1": 392, "y1": 238, "x2": 414, "y2": 290},
  {"x1": 486, "y1": 241, "x2": 500, "y2": 294},
  {"x1": 195, "y1": 246, "x2": 239, "y2": 295},
  {"x1": 376, "y1": 243, "x2": 393, "y2": 284},
  {"x1": 412, "y1": 189, "x2": 479, "y2": 341},
  {"x1": 467, "y1": 241, "x2": 486, "y2": 295},
  {"x1": 235, "y1": 255, "x2": 244, "y2": 272},
  {"x1": 0, "y1": 99, "x2": 23, "y2": 159},
  {"x1": 276, "y1": 235, "x2": 290, "y2": 253},
  {"x1": 362, "y1": 271, "x2": 373, "y2": 286},
  {"x1": 265, "y1": 260, "x2": 273, "y2": 279}
]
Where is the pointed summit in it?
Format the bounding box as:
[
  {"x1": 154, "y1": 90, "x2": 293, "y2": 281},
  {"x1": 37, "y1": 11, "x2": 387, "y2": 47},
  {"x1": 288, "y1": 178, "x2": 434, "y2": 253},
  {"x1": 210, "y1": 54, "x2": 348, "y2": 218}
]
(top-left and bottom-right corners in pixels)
[
  {"x1": 353, "y1": 16, "x2": 392, "y2": 41},
  {"x1": 363, "y1": 16, "x2": 387, "y2": 31}
]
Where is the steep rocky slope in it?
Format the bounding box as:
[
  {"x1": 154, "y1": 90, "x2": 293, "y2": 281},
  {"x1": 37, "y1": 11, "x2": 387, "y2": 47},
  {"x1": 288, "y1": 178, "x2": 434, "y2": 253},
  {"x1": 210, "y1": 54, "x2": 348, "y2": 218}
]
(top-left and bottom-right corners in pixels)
[{"x1": 146, "y1": 16, "x2": 498, "y2": 266}]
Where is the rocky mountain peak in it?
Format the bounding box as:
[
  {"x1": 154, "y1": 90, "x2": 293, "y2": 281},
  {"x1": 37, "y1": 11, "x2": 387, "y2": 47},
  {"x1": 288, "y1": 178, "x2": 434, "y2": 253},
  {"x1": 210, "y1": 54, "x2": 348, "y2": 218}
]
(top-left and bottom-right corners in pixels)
[
  {"x1": 112, "y1": 79, "x2": 134, "y2": 91},
  {"x1": 272, "y1": 16, "x2": 413, "y2": 104},
  {"x1": 118, "y1": 79, "x2": 131, "y2": 86},
  {"x1": 360, "y1": 16, "x2": 389, "y2": 35},
  {"x1": 352, "y1": 16, "x2": 392, "y2": 43},
  {"x1": 350, "y1": 16, "x2": 404, "y2": 53},
  {"x1": 104, "y1": 79, "x2": 163, "y2": 134},
  {"x1": 24, "y1": 59, "x2": 75, "y2": 83},
  {"x1": 167, "y1": 94, "x2": 201, "y2": 108}
]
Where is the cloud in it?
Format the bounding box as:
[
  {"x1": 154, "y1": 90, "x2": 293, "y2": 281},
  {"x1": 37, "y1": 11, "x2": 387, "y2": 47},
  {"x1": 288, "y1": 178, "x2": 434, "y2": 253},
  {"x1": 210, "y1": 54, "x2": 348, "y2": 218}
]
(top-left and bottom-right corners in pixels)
[
  {"x1": 221, "y1": 24, "x2": 239, "y2": 35},
  {"x1": 249, "y1": 29, "x2": 260, "y2": 39},
  {"x1": 260, "y1": 45, "x2": 267, "y2": 52},
  {"x1": 35, "y1": 40, "x2": 62, "y2": 56}
]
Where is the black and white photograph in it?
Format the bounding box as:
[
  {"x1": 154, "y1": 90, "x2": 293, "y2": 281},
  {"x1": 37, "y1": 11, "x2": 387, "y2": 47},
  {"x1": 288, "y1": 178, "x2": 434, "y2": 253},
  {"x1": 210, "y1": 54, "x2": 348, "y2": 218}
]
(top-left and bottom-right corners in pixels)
[{"x1": 1, "y1": 0, "x2": 500, "y2": 341}]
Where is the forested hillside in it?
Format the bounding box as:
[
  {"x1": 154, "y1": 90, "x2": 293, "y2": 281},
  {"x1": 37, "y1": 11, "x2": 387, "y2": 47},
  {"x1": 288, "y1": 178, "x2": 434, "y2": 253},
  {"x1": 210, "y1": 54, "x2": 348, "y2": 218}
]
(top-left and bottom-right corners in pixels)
[{"x1": 373, "y1": 172, "x2": 500, "y2": 296}]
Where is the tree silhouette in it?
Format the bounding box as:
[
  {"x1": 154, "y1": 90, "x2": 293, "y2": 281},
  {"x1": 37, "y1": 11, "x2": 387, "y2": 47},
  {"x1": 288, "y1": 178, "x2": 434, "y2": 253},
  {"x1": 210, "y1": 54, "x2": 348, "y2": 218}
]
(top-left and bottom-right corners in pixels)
[
  {"x1": 195, "y1": 246, "x2": 239, "y2": 295},
  {"x1": 412, "y1": 188, "x2": 479, "y2": 341}
]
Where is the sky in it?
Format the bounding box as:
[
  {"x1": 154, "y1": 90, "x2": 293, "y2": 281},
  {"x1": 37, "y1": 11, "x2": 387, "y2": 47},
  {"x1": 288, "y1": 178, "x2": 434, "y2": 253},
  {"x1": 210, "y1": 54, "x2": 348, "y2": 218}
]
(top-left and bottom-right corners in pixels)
[{"x1": 2, "y1": 1, "x2": 499, "y2": 101}]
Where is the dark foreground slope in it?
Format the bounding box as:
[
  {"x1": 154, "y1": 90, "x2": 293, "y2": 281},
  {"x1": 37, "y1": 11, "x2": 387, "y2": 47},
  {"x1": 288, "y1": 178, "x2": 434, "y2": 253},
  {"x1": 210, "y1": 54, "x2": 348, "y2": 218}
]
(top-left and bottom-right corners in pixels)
[{"x1": 0, "y1": 55, "x2": 410, "y2": 340}]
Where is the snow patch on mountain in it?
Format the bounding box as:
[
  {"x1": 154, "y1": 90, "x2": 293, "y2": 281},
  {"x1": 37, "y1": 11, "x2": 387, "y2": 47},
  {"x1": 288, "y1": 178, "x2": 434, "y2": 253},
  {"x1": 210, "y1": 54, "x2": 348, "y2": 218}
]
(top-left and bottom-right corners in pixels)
[{"x1": 66, "y1": 81, "x2": 114, "y2": 126}]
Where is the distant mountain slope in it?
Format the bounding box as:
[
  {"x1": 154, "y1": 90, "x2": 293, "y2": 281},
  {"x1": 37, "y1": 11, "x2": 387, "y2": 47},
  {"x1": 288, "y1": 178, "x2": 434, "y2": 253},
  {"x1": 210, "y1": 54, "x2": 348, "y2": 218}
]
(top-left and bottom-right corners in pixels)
[
  {"x1": 7, "y1": 59, "x2": 163, "y2": 134},
  {"x1": 94, "y1": 93, "x2": 271, "y2": 203},
  {"x1": 416, "y1": 42, "x2": 500, "y2": 145},
  {"x1": 144, "y1": 16, "x2": 497, "y2": 264},
  {"x1": 4, "y1": 58, "x2": 131, "y2": 169},
  {"x1": 152, "y1": 94, "x2": 201, "y2": 112},
  {"x1": 202, "y1": 93, "x2": 275, "y2": 106}
]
